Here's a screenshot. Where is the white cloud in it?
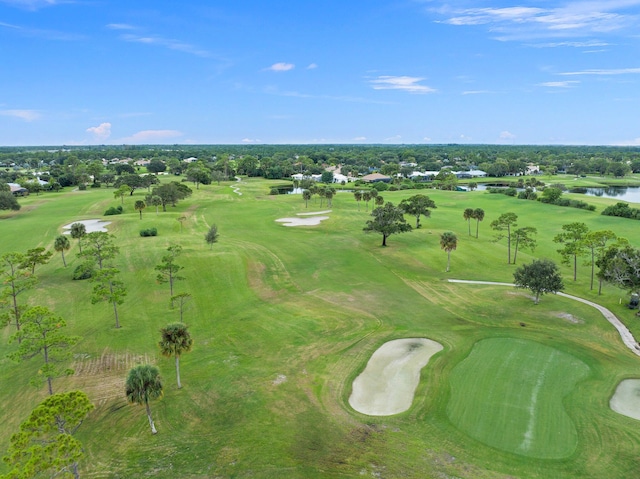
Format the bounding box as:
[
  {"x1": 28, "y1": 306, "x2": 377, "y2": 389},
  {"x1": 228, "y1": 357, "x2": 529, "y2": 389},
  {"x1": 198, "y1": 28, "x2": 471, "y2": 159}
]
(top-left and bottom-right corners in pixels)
[
  {"x1": 241, "y1": 138, "x2": 262, "y2": 143},
  {"x1": 538, "y1": 80, "x2": 580, "y2": 87},
  {"x1": 353, "y1": 136, "x2": 367, "y2": 141},
  {"x1": 384, "y1": 135, "x2": 402, "y2": 142},
  {"x1": 0, "y1": 109, "x2": 41, "y2": 121},
  {"x1": 86, "y1": 122, "x2": 112, "y2": 141},
  {"x1": 106, "y1": 23, "x2": 135, "y2": 30},
  {"x1": 499, "y1": 131, "x2": 516, "y2": 140},
  {"x1": 0, "y1": 0, "x2": 62, "y2": 10},
  {"x1": 307, "y1": 63, "x2": 318, "y2": 70},
  {"x1": 529, "y1": 40, "x2": 611, "y2": 48},
  {"x1": 423, "y1": 137, "x2": 432, "y2": 142},
  {"x1": 370, "y1": 76, "x2": 436, "y2": 94},
  {"x1": 560, "y1": 67, "x2": 640, "y2": 75},
  {"x1": 462, "y1": 90, "x2": 491, "y2": 95},
  {"x1": 615, "y1": 137, "x2": 640, "y2": 145},
  {"x1": 266, "y1": 62, "x2": 295, "y2": 72},
  {"x1": 119, "y1": 34, "x2": 210, "y2": 57},
  {"x1": 436, "y1": 1, "x2": 640, "y2": 41},
  {"x1": 118, "y1": 130, "x2": 183, "y2": 144}
]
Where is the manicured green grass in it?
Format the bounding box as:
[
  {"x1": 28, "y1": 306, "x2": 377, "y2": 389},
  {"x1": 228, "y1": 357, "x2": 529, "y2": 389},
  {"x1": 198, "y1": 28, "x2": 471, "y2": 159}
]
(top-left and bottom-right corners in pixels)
[
  {"x1": 447, "y1": 338, "x2": 590, "y2": 459},
  {"x1": 1, "y1": 179, "x2": 640, "y2": 478}
]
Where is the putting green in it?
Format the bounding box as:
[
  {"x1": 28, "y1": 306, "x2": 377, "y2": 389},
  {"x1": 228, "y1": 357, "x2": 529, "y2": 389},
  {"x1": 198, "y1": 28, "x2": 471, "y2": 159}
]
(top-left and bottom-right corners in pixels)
[{"x1": 447, "y1": 338, "x2": 590, "y2": 459}]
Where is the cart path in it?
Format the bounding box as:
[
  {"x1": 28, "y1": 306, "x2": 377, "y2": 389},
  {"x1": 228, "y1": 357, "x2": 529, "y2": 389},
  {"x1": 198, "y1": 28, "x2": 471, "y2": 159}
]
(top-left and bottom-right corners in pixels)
[{"x1": 448, "y1": 279, "x2": 640, "y2": 357}]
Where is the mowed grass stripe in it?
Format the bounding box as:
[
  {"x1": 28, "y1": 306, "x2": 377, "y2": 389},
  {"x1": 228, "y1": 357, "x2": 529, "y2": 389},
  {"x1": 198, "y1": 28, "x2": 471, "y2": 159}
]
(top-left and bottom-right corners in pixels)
[{"x1": 446, "y1": 338, "x2": 590, "y2": 459}]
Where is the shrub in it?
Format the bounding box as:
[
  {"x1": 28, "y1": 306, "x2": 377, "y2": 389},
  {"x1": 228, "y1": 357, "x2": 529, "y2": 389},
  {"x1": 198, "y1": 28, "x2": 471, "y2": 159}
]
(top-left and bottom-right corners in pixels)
[
  {"x1": 269, "y1": 187, "x2": 279, "y2": 195},
  {"x1": 602, "y1": 202, "x2": 640, "y2": 219},
  {"x1": 372, "y1": 182, "x2": 389, "y2": 191},
  {"x1": 90, "y1": 181, "x2": 101, "y2": 188},
  {"x1": 140, "y1": 227, "x2": 158, "y2": 237},
  {"x1": 72, "y1": 262, "x2": 94, "y2": 280},
  {"x1": 104, "y1": 205, "x2": 124, "y2": 216},
  {"x1": 78, "y1": 184, "x2": 87, "y2": 191}
]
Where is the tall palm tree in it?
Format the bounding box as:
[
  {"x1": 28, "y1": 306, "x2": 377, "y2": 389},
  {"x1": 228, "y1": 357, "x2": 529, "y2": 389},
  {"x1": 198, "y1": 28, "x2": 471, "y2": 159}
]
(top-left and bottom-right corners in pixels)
[
  {"x1": 134, "y1": 200, "x2": 146, "y2": 219},
  {"x1": 354, "y1": 190, "x2": 363, "y2": 211},
  {"x1": 302, "y1": 189, "x2": 312, "y2": 208},
  {"x1": 473, "y1": 208, "x2": 485, "y2": 239},
  {"x1": 125, "y1": 365, "x2": 163, "y2": 434},
  {"x1": 159, "y1": 323, "x2": 193, "y2": 389},
  {"x1": 463, "y1": 208, "x2": 474, "y2": 236},
  {"x1": 440, "y1": 232, "x2": 458, "y2": 272},
  {"x1": 70, "y1": 222, "x2": 86, "y2": 253},
  {"x1": 54, "y1": 235, "x2": 71, "y2": 267}
]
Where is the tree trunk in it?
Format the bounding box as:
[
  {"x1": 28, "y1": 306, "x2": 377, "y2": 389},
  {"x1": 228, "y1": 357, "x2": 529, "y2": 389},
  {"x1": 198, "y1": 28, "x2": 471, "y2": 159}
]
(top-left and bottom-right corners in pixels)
[
  {"x1": 61, "y1": 250, "x2": 67, "y2": 267},
  {"x1": 475, "y1": 220, "x2": 479, "y2": 239},
  {"x1": 446, "y1": 251, "x2": 451, "y2": 272},
  {"x1": 71, "y1": 461, "x2": 80, "y2": 479},
  {"x1": 590, "y1": 250, "x2": 595, "y2": 290},
  {"x1": 468, "y1": 220, "x2": 471, "y2": 236},
  {"x1": 113, "y1": 300, "x2": 120, "y2": 329},
  {"x1": 535, "y1": 292, "x2": 540, "y2": 304},
  {"x1": 176, "y1": 355, "x2": 182, "y2": 389},
  {"x1": 507, "y1": 227, "x2": 511, "y2": 264},
  {"x1": 573, "y1": 254, "x2": 577, "y2": 281},
  {"x1": 382, "y1": 234, "x2": 388, "y2": 247},
  {"x1": 145, "y1": 400, "x2": 157, "y2": 434}
]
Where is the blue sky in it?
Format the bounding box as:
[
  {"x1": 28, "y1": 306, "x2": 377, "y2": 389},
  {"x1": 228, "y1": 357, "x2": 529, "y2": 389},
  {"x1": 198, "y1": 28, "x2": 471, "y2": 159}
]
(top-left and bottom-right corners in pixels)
[{"x1": 1, "y1": 0, "x2": 640, "y2": 146}]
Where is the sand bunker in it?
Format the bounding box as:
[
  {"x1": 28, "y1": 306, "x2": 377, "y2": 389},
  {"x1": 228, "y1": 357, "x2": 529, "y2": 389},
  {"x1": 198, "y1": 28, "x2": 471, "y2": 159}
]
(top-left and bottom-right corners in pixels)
[
  {"x1": 610, "y1": 379, "x2": 640, "y2": 420},
  {"x1": 275, "y1": 216, "x2": 329, "y2": 227},
  {"x1": 349, "y1": 338, "x2": 443, "y2": 416},
  {"x1": 62, "y1": 219, "x2": 111, "y2": 234}
]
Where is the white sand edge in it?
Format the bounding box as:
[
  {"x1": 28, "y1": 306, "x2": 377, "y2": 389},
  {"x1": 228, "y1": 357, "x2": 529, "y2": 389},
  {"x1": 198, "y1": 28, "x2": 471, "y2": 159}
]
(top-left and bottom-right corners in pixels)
[
  {"x1": 275, "y1": 216, "x2": 329, "y2": 227},
  {"x1": 62, "y1": 219, "x2": 111, "y2": 234},
  {"x1": 297, "y1": 210, "x2": 332, "y2": 216}
]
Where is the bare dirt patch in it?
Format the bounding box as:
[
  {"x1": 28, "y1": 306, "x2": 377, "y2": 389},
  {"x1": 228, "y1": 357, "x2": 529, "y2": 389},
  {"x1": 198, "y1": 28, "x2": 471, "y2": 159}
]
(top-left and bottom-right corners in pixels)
[{"x1": 554, "y1": 312, "x2": 584, "y2": 324}]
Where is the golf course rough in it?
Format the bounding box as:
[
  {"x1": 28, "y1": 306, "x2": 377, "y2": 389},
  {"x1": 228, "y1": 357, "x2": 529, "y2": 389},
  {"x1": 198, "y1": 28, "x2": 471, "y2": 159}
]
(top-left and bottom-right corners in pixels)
[
  {"x1": 349, "y1": 338, "x2": 443, "y2": 416},
  {"x1": 447, "y1": 338, "x2": 590, "y2": 459}
]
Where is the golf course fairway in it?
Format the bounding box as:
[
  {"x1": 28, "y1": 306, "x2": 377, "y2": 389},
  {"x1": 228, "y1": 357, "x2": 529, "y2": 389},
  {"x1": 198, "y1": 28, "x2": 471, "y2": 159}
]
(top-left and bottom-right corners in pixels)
[{"x1": 447, "y1": 338, "x2": 590, "y2": 459}]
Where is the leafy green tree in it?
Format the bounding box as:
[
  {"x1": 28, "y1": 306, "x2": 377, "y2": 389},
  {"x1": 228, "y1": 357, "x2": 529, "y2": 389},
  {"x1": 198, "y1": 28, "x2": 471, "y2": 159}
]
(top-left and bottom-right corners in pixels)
[
  {"x1": 512, "y1": 226, "x2": 537, "y2": 264},
  {"x1": 513, "y1": 259, "x2": 564, "y2": 304},
  {"x1": 170, "y1": 292, "x2": 191, "y2": 323},
  {"x1": 320, "y1": 171, "x2": 334, "y2": 184},
  {"x1": 463, "y1": 208, "x2": 474, "y2": 236},
  {"x1": 134, "y1": 200, "x2": 146, "y2": 219},
  {"x1": 113, "y1": 184, "x2": 129, "y2": 204},
  {"x1": 583, "y1": 230, "x2": 618, "y2": 291},
  {"x1": 155, "y1": 244, "x2": 184, "y2": 295},
  {"x1": 78, "y1": 232, "x2": 119, "y2": 270},
  {"x1": 70, "y1": 222, "x2": 87, "y2": 253},
  {"x1": 399, "y1": 194, "x2": 437, "y2": 229},
  {"x1": 541, "y1": 186, "x2": 563, "y2": 203},
  {"x1": 114, "y1": 174, "x2": 146, "y2": 196},
  {"x1": 1, "y1": 391, "x2": 93, "y2": 479},
  {"x1": 598, "y1": 245, "x2": 640, "y2": 295},
  {"x1": 90, "y1": 268, "x2": 126, "y2": 329},
  {"x1": 440, "y1": 232, "x2": 458, "y2": 272},
  {"x1": 151, "y1": 182, "x2": 192, "y2": 211},
  {"x1": 146, "y1": 194, "x2": 163, "y2": 215},
  {"x1": 147, "y1": 159, "x2": 167, "y2": 174},
  {"x1": 54, "y1": 235, "x2": 71, "y2": 267},
  {"x1": 125, "y1": 365, "x2": 163, "y2": 435},
  {"x1": 363, "y1": 202, "x2": 412, "y2": 247},
  {"x1": 0, "y1": 191, "x2": 21, "y2": 211},
  {"x1": 554, "y1": 222, "x2": 589, "y2": 281},
  {"x1": 159, "y1": 323, "x2": 193, "y2": 389},
  {"x1": 374, "y1": 195, "x2": 384, "y2": 207},
  {"x1": 8, "y1": 306, "x2": 80, "y2": 395},
  {"x1": 205, "y1": 225, "x2": 219, "y2": 250},
  {"x1": 472, "y1": 208, "x2": 485, "y2": 239},
  {"x1": 1, "y1": 252, "x2": 37, "y2": 338},
  {"x1": 19, "y1": 247, "x2": 52, "y2": 275},
  {"x1": 354, "y1": 190, "x2": 363, "y2": 211},
  {"x1": 490, "y1": 212, "x2": 518, "y2": 264}
]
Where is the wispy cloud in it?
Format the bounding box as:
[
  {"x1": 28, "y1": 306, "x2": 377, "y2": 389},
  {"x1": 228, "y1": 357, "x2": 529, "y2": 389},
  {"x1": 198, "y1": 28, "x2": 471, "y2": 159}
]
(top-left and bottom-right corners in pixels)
[
  {"x1": 86, "y1": 122, "x2": 112, "y2": 141},
  {"x1": 0, "y1": 21, "x2": 85, "y2": 41},
  {"x1": 434, "y1": 1, "x2": 640, "y2": 41},
  {"x1": 370, "y1": 76, "x2": 436, "y2": 94},
  {"x1": 119, "y1": 33, "x2": 210, "y2": 57},
  {"x1": 538, "y1": 80, "x2": 580, "y2": 87},
  {"x1": 241, "y1": 138, "x2": 262, "y2": 143},
  {"x1": 307, "y1": 63, "x2": 318, "y2": 70},
  {"x1": 264, "y1": 86, "x2": 394, "y2": 105},
  {"x1": 117, "y1": 130, "x2": 183, "y2": 144},
  {"x1": 106, "y1": 23, "x2": 135, "y2": 31},
  {"x1": 528, "y1": 40, "x2": 612, "y2": 48},
  {"x1": 499, "y1": 131, "x2": 516, "y2": 140},
  {"x1": 0, "y1": 109, "x2": 41, "y2": 121},
  {"x1": 353, "y1": 136, "x2": 367, "y2": 141},
  {"x1": 560, "y1": 67, "x2": 640, "y2": 75},
  {"x1": 265, "y1": 62, "x2": 295, "y2": 72},
  {"x1": 0, "y1": 0, "x2": 65, "y2": 11},
  {"x1": 462, "y1": 90, "x2": 492, "y2": 95}
]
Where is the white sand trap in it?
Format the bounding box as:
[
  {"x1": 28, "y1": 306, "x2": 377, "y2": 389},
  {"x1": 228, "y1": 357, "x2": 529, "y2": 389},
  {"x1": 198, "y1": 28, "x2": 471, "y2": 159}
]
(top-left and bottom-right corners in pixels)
[
  {"x1": 349, "y1": 338, "x2": 443, "y2": 416},
  {"x1": 275, "y1": 216, "x2": 329, "y2": 227},
  {"x1": 610, "y1": 379, "x2": 640, "y2": 420},
  {"x1": 297, "y1": 210, "x2": 331, "y2": 216},
  {"x1": 62, "y1": 219, "x2": 111, "y2": 234}
]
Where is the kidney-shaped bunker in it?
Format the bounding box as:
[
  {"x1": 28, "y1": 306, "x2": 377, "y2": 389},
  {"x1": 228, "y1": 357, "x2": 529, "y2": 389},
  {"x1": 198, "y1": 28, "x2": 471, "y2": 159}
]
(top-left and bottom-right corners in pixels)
[{"x1": 349, "y1": 338, "x2": 443, "y2": 416}]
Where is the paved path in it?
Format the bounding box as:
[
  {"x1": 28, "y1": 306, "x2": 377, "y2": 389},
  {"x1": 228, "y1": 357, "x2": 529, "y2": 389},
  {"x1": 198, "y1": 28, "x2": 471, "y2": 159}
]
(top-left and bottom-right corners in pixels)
[{"x1": 448, "y1": 279, "x2": 640, "y2": 357}]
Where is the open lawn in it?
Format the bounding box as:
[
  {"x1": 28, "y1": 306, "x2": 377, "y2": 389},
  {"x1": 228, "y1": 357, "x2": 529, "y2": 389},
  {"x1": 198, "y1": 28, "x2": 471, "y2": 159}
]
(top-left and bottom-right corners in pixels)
[{"x1": 1, "y1": 179, "x2": 640, "y2": 478}]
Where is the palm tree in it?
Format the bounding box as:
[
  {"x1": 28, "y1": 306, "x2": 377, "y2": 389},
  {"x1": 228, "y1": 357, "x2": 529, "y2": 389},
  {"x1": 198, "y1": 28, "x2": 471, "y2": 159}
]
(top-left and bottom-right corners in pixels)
[
  {"x1": 134, "y1": 200, "x2": 146, "y2": 219},
  {"x1": 159, "y1": 323, "x2": 193, "y2": 389},
  {"x1": 472, "y1": 208, "x2": 485, "y2": 239},
  {"x1": 362, "y1": 191, "x2": 372, "y2": 211},
  {"x1": 302, "y1": 189, "x2": 312, "y2": 208},
  {"x1": 70, "y1": 222, "x2": 86, "y2": 253},
  {"x1": 125, "y1": 365, "x2": 163, "y2": 434},
  {"x1": 375, "y1": 195, "x2": 384, "y2": 206},
  {"x1": 54, "y1": 235, "x2": 71, "y2": 267},
  {"x1": 463, "y1": 208, "x2": 474, "y2": 236},
  {"x1": 354, "y1": 190, "x2": 363, "y2": 211},
  {"x1": 440, "y1": 232, "x2": 458, "y2": 272}
]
